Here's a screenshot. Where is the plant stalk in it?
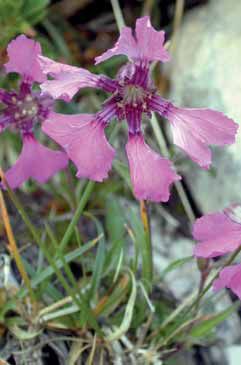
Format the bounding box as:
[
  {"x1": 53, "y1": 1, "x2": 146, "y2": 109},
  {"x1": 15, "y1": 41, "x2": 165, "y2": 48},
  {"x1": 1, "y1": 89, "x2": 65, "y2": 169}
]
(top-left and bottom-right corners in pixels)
[
  {"x1": 0, "y1": 184, "x2": 35, "y2": 304},
  {"x1": 140, "y1": 200, "x2": 153, "y2": 289}
]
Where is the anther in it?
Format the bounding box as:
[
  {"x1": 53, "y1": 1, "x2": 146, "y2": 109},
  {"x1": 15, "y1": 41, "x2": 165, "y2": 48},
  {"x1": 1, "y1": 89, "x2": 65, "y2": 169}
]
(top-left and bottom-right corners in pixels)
[{"x1": 25, "y1": 95, "x2": 33, "y2": 102}]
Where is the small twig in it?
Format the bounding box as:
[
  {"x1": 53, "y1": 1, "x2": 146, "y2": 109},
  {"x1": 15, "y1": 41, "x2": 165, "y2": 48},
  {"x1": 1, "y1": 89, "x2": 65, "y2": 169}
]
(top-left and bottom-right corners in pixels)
[
  {"x1": 0, "y1": 169, "x2": 35, "y2": 304},
  {"x1": 140, "y1": 200, "x2": 153, "y2": 289},
  {"x1": 142, "y1": 0, "x2": 155, "y2": 16}
]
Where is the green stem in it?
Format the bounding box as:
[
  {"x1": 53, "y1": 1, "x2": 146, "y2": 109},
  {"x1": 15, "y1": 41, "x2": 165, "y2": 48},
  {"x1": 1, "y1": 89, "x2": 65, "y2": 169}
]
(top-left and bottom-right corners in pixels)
[
  {"x1": 59, "y1": 180, "x2": 95, "y2": 251},
  {"x1": 110, "y1": 1, "x2": 153, "y2": 289},
  {"x1": 189, "y1": 245, "x2": 241, "y2": 313},
  {"x1": 5, "y1": 183, "x2": 42, "y2": 246},
  {"x1": 140, "y1": 200, "x2": 153, "y2": 290},
  {"x1": 142, "y1": 0, "x2": 154, "y2": 16},
  {"x1": 110, "y1": 0, "x2": 125, "y2": 31}
]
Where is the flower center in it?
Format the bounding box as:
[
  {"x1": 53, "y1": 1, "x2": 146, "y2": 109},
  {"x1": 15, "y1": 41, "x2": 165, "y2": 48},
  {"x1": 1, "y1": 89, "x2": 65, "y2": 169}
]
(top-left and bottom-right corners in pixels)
[
  {"x1": 0, "y1": 81, "x2": 53, "y2": 134},
  {"x1": 12, "y1": 94, "x2": 39, "y2": 121},
  {"x1": 123, "y1": 84, "x2": 146, "y2": 107},
  {"x1": 8, "y1": 94, "x2": 39, "y2": 132}
]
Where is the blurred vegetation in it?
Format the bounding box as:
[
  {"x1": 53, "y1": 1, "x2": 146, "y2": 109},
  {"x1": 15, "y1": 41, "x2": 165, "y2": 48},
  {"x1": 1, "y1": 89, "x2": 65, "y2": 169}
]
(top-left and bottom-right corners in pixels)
[{"x1": 0, "y1": 0, "x2": 49, "y2": 48}]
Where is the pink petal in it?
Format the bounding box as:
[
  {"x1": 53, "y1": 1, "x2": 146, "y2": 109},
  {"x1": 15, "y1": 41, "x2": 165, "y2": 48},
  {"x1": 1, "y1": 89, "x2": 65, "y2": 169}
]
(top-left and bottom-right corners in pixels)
[
  {"x1": 167, "y1": 106, "x2": 238, "y2": 168},
  {"x1": 95, "y1": 17, "x2": 170, "y2": 64},
  {"x1": 213, "y1": 265, "x2": 241, "y2": 300},
  {"x1": 42, "y1": 112, "x2": 93, "y2": 147},
  {"x1": 5, "y1": 134, "x2": 68, "y2": 189},
  {"x1": 43, "y1": 112, "x2": 115, "y2": 182},
  {"x1": 5, "y1": 35, "x2": 46, "y2": 83},
  {"x1": 135, "y1": 16, "x2": 170, "y2": 62},
  {"x1": 95, "y1": 27, "x2": 138, "y2": 64},
  {"x1": 39, "y1": 56, "x2": 100, "y2": 100},
  {"x1": 126, "y1": 134, "x2": 180, "y2": 202},
  {"x1": 38, "y1": 55, "x2": 81, "y2": 76},
  {"x1": 193, "y1": 213, "x2": 241, "y2": 258},
  {"x1": 167, "y1": 106, "x2": 238, "y2": 169}
]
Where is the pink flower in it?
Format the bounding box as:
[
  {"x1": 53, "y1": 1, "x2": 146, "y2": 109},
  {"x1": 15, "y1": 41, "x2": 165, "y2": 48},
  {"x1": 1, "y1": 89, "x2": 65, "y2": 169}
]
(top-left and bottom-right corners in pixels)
[
  {"x1": 5, "y1": 35, "x2": 46, "y2": 83},
  {"x1": 0, "y1": 35, "x2": 68, "y2": 189},
  {"x1": 5, "y1": 134, "x2": 68, "y2": 189},
  {"x1": 95, "y1": 16, "x2": 170, "y2": 64},
  {"x1": 193, "y1": 211, "x2": 241, "y2": 258},
  {"x1": 39, "y1": 55, "x2": 117, "y2": 101},
  {"x1": 213, "y1": 265, "x2": 241, "y2": 300},
  {"x1": 151, "y1": 96, "x2": 238, "y2": 169},
  {"x1": 38, "y1": 16, "x2": 238, "y2": 201},
  {"x1": 43, "y1": 112, "x2": 115, "y2": 182},
  {"x1": 126, "y1": 134, "x2": 180, "y2": 202}
]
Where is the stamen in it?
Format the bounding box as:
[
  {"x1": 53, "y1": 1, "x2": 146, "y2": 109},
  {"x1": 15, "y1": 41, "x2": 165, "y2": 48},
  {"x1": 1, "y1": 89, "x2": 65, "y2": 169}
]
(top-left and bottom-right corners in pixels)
[{"x1": 25, "y1": 95, "x2": 33, "y2": 102}]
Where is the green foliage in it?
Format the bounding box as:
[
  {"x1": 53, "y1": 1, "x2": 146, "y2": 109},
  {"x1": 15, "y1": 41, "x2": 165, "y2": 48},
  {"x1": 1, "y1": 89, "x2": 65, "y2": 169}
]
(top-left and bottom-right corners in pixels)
[
  {"x1": 190, "y1": 303, "x2": 240, "y2": 338},
  {"x1": 0, "y1": 0, "x2": 49, "y2": 48}
]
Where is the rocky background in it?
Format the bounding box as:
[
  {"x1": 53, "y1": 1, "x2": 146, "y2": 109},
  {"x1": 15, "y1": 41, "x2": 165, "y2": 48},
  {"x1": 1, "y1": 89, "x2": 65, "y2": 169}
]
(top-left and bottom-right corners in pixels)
[{"x1": 161, "y1": 0, "x2": 241, "y2": 363}]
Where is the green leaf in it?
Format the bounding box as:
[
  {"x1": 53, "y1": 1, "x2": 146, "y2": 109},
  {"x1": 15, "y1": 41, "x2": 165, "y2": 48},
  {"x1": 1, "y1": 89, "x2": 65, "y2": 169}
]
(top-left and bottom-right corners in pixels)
[
  {"x1": 23, "y1": 0, "x2": 49, "y2": 14},
  {"x1": 90, "y1": 238, "x2": 106, "y2": 296},
  {"x1": 106, "y1": 270, "x2": 137, "y2": 341},
  {"x1": 190, "y1": 302, "x2": 240, "y2": 338},
  {"x1": 95, "y1": 274, "x2": 129, "y2": 317},
  {"x1": 113, "y1": 160, "x2": 131, "y2": 189},
  {"x1": 0, "y1": 0, "x2": 49, "y2": 47},
  {"x1": 160, "y1": 256, "x2": 193, "y2": 278},
  {"x1": 106, "y1": 196, "x2": 125, "y2": 244},
  {"x1": 9, "y1": 323, "x2": 42, "y2": 340},
  {"x1": 19, "y1": 237, "x2": 98, "y2": 298},
  {"x1": 42, "y1": 18, "x2": 72, "y2": 61},
  {"x1": 104, "y1": 196, "x2": 126, "y2": 274}
]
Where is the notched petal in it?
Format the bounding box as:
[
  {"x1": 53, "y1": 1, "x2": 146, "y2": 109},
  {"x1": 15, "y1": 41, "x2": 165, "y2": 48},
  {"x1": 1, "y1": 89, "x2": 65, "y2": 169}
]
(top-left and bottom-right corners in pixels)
[
  {"x1": 43, "y1": 112, "x2": 115, "y2": 182},
  {"x1": 5, "y1": 35, "x2": 46, "y2": 83},
  {"x1": 193, "y1": 211, "x2": 241, "y2": 258},
  {"x1": 5, "y1": 134, "x2": 68, "y2": 189},
  {"x1": 126, "y1": 134, "x2": 180, "y2": 202}
]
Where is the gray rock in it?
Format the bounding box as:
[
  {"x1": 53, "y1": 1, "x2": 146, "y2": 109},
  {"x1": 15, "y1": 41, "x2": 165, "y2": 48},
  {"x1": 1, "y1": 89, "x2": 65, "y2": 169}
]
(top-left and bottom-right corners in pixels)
[
  {"x1": 167, "y1": 0, "x2": 241, "y2": 212},
  {"x1": 226, "y1": 346, "x2": 241, "y2": 365}
]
